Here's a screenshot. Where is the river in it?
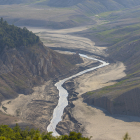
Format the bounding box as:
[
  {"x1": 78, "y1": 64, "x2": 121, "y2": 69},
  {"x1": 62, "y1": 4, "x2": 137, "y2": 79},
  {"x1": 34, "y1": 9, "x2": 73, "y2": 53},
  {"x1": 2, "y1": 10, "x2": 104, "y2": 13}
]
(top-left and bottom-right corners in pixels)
[{"x1": 47, "y1": 53, "x2": 109, "y2": 136}]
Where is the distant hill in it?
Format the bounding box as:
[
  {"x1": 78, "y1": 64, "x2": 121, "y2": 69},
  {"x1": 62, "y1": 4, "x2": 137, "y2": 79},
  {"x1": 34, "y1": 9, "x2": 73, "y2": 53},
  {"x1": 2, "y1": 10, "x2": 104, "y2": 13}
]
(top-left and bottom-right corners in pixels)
[
  {"x1": 47, "y1": 0, "x2": 85, "y2": 7},
  {"x1": 2, "y1": 0, "x2": 140, "y2": 15},
  {"x1": 0, "y1": 0, "x2": 37, "y2": 5},
  {"x1": 47, "y1": 0, "x2": 140, "y2": 14}
]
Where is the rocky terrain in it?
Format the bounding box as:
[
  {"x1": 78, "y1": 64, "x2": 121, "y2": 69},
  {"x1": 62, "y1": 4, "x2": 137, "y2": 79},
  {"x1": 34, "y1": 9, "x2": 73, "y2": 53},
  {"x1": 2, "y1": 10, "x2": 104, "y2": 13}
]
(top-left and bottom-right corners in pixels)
[
  {"x1": 28, "y1": 26, "x2": 140, "y2": 139},
  {"x1": 0, "y1": 43, "x2": 83, "y2": 103},
  {"x1": 0, "y1": 1, "x2": 140, "y2": 139},
  {"x1": 56, "y1": 61, "x2": 103, "y2": 135},
  {"x1": 76, "y1": 6, "x2": 140, "y2": 118},
  {"x1": 83, "y1": 87, "x2": 140, "y2": 116},
  {"x1": 0, "y1": 22, "x2": 85, "y2": 130},
  {"x1": 56, "y1": 61, "x2": 140, "y2": 140}
]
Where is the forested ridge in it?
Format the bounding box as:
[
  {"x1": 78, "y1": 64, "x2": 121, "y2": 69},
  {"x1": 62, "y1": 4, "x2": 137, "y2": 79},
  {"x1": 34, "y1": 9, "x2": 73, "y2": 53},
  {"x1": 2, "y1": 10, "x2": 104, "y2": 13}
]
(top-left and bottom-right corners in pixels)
[{"x1": 0, "y1": 18, "x2": 39, "y2": 53}]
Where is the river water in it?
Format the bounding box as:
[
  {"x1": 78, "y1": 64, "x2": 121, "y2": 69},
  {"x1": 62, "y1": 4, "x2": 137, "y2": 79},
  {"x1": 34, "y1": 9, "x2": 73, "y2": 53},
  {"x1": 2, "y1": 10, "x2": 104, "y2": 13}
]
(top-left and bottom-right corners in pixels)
[{"x1": 47, "y1": 53, "x2": 109, "y2": 136}]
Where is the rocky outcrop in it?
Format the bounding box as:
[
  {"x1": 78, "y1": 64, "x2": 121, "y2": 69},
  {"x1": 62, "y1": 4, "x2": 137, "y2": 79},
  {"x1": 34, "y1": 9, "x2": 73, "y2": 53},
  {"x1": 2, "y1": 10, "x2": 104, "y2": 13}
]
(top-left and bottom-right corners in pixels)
[
  {"x1": 0, "y1": 42, "x2": 83, "y2": 103},
  {"x1": 56, "y1": 80, "x2": 84, "y2": 135},
  {"x1": 55, "y1": 60, "x2": 103, "y2": 135},
  {"x1": 83, "y1": 88, "x2": 140, "y2": 116}
]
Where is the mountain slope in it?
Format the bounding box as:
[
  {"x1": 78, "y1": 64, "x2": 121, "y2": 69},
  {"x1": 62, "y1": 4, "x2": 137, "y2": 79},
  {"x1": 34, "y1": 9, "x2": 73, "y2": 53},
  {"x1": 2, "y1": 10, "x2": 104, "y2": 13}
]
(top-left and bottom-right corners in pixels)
[
  {"x1": 44, "y1": 0, "x2": 140, "y2": 8},
  {"x1": 0, "y1": 20, "x2": 83, "y2": 103},
  {"x1": 81, "y1": 8, "x2": 140, "y2": 116},
  {"x1": 1, "y1": 0, "x2": 140, "y2": 15},
  {"x1": 46, "y1": 0, "x2": 140, "y2": 14}
]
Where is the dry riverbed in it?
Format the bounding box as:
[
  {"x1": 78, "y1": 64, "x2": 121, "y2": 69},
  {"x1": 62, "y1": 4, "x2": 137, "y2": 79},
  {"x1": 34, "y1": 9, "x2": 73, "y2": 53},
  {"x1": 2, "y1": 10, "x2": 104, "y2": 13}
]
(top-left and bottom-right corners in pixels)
[
  {"x1": 72, "y1": 62, "x2": 140, "y2": 140},
  {"x1": 1, "y1": 26, "x2": 140, "y2": 140},
  {"x1": 27, "y1": 26, "x2": 140, "y2": 140},
  {"x1": 60, "y1": 61, "x2": 140, "y2": 140},
  {"x1": 0, "y1": 55, "x2": 98, "y2": 131},
  {"x1": 0, "y1": 80, "x2": 59, "y2": 131}
]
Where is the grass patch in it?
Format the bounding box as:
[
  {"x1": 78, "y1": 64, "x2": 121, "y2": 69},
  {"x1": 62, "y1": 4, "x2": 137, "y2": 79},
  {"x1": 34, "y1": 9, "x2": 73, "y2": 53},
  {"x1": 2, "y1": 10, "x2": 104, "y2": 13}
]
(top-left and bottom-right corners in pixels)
[
  {"x1": 98, "y1": 29, "x2": 116, "y2": 36},
  {"x1": 87, "y1": 91, "x2": 95, "y2": 95},
  {"x1": 98, "y1": 11, "x2": 113, "y2": 18},
  {"x1": 90, "y1": 22, "x2": 140, "y2": 45},
  {"x1": 86, "y1": 77, "x2": 140, "y2": 98}
]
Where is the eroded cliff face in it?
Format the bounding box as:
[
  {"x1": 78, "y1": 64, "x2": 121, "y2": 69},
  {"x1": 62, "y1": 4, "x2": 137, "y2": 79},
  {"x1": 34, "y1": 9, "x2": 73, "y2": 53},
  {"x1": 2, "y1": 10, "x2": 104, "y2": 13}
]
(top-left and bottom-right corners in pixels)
[
  {"x1": 0, "y1": 42, "x2": 83, "y2": 103},
  {"x1": 83, "y1": 88, "x2": 140, "y2": 116}
]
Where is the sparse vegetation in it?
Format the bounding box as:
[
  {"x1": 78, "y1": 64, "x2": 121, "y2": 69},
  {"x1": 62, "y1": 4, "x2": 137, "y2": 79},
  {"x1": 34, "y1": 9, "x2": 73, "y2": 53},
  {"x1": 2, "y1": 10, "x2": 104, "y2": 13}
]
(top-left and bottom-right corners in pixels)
[
  {"x1": 16, "y1": 109, "x2": 20, "y2": 117},
  {"x1": 123, "y1": 133, "x2": 131, "y2": 140},
  {"x1": 81, "y1": 5, "x2": 140, "y2": 121},
  {"x1": 2, "y1": 106, "x2": 7, "y2": 112},
  {"x1": 7, "y1": 101, "x2": 11, "y2": 104},
  {"x1": 90, "y1": 23, "x2": 140, "y2": 45}
]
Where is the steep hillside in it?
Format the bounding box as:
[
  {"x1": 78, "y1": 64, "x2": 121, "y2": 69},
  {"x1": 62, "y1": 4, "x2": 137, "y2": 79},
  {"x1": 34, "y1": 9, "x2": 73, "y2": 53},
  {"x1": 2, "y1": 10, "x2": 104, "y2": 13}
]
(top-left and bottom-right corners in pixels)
[
  {"x1": 0, "y1": 19, "x2": 83, "y2": 103},
  {"x1": 81, "y1": 8, "x2": 140, "y2": 117}
]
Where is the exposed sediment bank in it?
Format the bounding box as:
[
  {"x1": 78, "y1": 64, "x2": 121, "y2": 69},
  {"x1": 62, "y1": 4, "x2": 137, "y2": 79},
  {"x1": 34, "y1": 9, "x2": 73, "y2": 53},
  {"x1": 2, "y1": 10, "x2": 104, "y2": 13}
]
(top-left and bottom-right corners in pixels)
[
  {"x1": 47, "y1": 54, "x2": 109, "y2": 136},
  {"x1": 57, "y1": 61, "x2": 140, "y2": 140},
  {"x1": 1, "y1": 26, "x2": 140, "y2": 140}
]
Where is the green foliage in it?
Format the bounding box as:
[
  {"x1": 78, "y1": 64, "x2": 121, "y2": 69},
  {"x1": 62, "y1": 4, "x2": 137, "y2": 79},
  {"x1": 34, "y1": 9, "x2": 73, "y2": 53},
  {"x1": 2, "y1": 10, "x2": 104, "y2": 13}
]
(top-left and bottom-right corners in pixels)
[
  {"x1": 0, "y1": 18, "x2": 39, "y2": 53},
  {"x1": 0, "y1": 124, "x2": 90, "y2": 140},
  {"x1": 91, "y1": 22, "x2": 140, "y2": 45},
  {"x1": 123, "y1": 133, "x2": 131, "y2": 140}
]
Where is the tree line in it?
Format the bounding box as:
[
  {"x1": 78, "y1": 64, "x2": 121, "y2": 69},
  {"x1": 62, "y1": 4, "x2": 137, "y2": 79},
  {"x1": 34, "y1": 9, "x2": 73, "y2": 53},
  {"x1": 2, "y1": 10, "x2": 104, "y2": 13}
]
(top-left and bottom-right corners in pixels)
[
  {"x1": 0, "y1": 124, "x2": 131, "y2": 140},
  {"x1": 0, "y1": 124, "x2": 90, "y2": 140},
  {"x1": 0, "y1": 18, "x2": 39, "y2": 53}
]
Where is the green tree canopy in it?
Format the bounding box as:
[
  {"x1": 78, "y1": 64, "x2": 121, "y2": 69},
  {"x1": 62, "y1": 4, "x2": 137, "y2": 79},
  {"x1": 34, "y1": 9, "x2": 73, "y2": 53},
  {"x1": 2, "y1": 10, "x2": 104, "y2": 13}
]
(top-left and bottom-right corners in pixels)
[
  {"x1": 0, "y1": 124, "x2": 91, "y2": 140},
  {"x1": 0, "y1": 18, "x2": 40, "y2": 53}
]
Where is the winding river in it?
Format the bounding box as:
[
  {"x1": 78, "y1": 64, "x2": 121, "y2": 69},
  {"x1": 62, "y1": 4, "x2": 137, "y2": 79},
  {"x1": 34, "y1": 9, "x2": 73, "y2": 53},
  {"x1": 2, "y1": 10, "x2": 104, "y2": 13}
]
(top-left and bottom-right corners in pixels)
[{"x1": 47, "y1": 53, "x2": 109, "y2": 136}]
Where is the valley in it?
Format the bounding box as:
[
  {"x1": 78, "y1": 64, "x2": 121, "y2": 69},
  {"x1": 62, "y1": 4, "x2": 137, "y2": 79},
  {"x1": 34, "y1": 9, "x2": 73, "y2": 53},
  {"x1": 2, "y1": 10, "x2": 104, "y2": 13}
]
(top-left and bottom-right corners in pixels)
[
  {"x1": 4, "y1": 25, "x2": 139, "y2": 139},
  {"x1": 0, "y1": 1, "x2": 140, "y2": 140}
]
